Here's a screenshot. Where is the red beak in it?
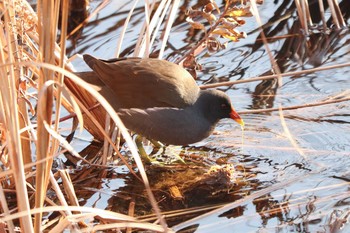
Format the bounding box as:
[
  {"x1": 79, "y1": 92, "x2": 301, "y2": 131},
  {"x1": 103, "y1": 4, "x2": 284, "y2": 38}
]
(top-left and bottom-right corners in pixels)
[{"x1": 230, "y1": 108, "x2": 244, "y2": 126}]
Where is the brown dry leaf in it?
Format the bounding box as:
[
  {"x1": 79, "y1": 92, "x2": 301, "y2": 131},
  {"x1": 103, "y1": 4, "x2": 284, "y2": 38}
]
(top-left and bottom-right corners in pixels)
[
  {"x1": 212, "y1": 27, "x2": 230, "y2": 36},
  {"x1": 211, "y1": 28, "x2": 235, "y2": 41},
  {"x1": 186, "y1": 17, "x2": 205, "y2": 30},
  {"x1": 206, "y1": 36, "x2": 226, "y2": 53},
  {"x1": 227, "y1": 27, "x2": 246, "y2": 37},
  {"x1": 222, "y1": 16, "x2": 246, "y2": 28},
  {"x1": 234, "y1": 17, "x2": 246, "y2": 25},
  {"x1": 226, "y1": 6, "x2": 252, "y2": 17},
  {"x1": 204, "y1": 1, "x2": 220, "y2": 14},
  {"x1": 227, "y1": 0, "x2": 263, "y2": 6},
  {"x1": 182, "y1": 54, "x2": 201, "y2": 79},
  {"x1": 220, "y1": 18, "x2": 239, "y2": 29},
  {"x1": 202, "y1": 12, "x2": 217, "y2": 25},
  {"x1": 207, "y1": 39, "x2": 220, "y2": 53},
  {"x1": 203, "y1": 3, "x2": 214, "y2": 13},
  {"x1": 223, "y1": 34, "x2": 241, "y2": 42},
  {"x1": 182, "y1": 54, "x2": 198, "y2": 70},
  {"x1": 212, "y1": 27, "x2": 246, "y2": 42},
  {"x1": 186, "y1": 8, "x2": 203, "y2": 18}
]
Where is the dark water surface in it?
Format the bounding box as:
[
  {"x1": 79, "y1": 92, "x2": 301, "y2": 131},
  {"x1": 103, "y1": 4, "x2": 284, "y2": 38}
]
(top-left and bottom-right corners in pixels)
[{"x1": 66, "y1": 0, "x2": 350, "y2": 232}]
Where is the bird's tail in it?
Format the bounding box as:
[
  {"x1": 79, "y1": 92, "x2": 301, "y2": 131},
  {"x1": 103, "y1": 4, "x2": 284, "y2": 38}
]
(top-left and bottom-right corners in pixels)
[{"x1": 83, "y1": 54, "x2": 97, "y2": 70}]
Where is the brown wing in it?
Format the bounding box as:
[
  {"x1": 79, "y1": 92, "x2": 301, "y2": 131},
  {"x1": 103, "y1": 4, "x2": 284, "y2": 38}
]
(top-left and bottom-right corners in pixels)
[{"x1": 83, "y1": 54, "x2": 200, "y2": 109}]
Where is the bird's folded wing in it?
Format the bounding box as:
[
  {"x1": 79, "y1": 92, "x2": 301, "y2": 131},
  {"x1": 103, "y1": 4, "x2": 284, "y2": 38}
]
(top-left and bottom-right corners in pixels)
[{"x1": 83, "y1": 55, "x2": 200, "y2": 109}]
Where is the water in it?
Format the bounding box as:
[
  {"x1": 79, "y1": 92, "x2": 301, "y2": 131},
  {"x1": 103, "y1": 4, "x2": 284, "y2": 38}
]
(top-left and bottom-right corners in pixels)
[{"x1": 66, "y1": 0, "x2": 350, "y2": 232}]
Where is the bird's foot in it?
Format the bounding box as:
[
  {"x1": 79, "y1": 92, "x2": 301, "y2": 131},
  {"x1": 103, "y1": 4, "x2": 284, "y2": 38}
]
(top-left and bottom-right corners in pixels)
[
  {"x1": 135, "y1": 136, "x2": 162, "y2": 165},
  {"x1": 164, "y1": 145, "x2": 186, "y2": 164},
  {"x1": 135, "y1": 136, "x2": 186, "y2": 165},
  {"x1": 149, "y1": 139, "x2": 164, "y2": 148}
]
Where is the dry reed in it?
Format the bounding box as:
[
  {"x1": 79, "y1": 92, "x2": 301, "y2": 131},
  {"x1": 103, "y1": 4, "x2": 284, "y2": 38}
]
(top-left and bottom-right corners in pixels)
[{"x1": 0, "y1": 0, "x2": 169, "y2": 231}]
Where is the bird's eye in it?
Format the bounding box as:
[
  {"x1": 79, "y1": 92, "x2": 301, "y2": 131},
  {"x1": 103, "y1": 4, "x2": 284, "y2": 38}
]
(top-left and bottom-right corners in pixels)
[{"x1": 221, "y1": 103, "x2": 228, "y2": 109}]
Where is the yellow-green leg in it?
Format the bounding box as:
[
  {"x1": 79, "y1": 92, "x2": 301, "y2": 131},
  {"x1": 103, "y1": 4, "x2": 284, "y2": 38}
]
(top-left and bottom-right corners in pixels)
[{"x1": 135, "y1": 135, "x2": 158, "y2": 164}]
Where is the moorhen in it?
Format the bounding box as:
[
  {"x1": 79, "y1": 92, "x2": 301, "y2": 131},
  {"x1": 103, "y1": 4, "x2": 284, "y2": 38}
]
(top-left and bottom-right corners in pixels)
[{"x1": 78, "y1": 54, "x2": 244, "y2": 146}]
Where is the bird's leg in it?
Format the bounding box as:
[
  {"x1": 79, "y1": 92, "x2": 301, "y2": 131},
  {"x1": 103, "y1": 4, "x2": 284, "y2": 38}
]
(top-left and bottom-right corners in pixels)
[
  {"x1": 150, "y1": 139, "x2": 163, "y2": 148},
  {"x1": 135, "y1": 136, "x2": 185, "y2": 164},
  {"x1": 135, "y1": 135, "x2": 158, "y2": 164}
]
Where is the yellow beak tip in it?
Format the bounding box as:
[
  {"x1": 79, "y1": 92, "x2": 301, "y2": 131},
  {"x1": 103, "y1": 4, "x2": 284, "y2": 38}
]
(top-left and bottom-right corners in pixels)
[{"x1": 235, "y1": 119, "x2": 245, "y2": 127}]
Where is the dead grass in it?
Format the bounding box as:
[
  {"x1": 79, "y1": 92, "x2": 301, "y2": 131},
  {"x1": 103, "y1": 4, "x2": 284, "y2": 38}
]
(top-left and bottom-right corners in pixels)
[{"x1": 0, "y1": 0, "x2": 169, "y2": 231}]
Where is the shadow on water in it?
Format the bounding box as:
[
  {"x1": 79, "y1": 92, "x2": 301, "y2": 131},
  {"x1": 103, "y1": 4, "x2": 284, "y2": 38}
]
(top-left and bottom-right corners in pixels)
[{"x1": 62, "y1": 0, "x2": 350, "y2": 231}]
